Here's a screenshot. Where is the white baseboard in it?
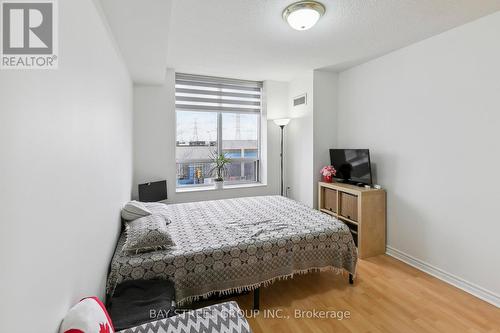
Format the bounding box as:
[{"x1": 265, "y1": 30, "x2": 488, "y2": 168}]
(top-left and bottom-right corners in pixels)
[{"x1": 386, "y1": 246, "x2": 500, "y2": 308}]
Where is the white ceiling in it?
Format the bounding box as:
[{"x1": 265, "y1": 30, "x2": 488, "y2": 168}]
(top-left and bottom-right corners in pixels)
[
  {"x1": 102, "y1": 0, "x2": 500, "y2": 84},
  {"x1": 100, "y1": 0, "x2": 172, "y2": 84}
]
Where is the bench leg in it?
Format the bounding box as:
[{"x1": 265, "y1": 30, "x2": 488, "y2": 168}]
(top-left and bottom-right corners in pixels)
[
  {"x1": 253, "y1": 288, "x2": 260, "y2": 310},
  {"x1": 349, "y1": 273, "x2": 354, "y2": 285}
]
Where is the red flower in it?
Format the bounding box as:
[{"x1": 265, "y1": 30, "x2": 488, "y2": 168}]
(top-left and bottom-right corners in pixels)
[{"x1": 320, "y1": 165, "x2": 337, "y2": 177}]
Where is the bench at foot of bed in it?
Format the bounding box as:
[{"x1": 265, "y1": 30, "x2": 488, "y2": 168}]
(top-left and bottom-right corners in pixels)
[{"x1": 118, "y1": 301, "x2": 252, "y2": 333}]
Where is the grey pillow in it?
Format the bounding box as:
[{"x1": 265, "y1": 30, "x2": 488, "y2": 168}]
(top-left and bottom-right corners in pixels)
[
  {"x1": 123, "y1": 215, "x2": 174, "y2": 254},
  {"x1": 121, "y1": 201, "x2": 152, "y2": 221}
]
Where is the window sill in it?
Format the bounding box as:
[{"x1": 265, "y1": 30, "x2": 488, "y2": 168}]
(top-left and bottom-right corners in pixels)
[{"x1": 176, "y1": 183, "x2": 267, "y2": 193}]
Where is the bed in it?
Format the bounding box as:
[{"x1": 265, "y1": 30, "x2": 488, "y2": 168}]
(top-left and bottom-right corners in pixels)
[{"x1": 107, "y1": 195, "x2": 357, "y2": 306}]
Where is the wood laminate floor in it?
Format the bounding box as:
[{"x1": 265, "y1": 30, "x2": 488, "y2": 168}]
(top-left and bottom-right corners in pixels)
[{"x1": 200, "y1": 255, "x2": 500, "y2": 333}]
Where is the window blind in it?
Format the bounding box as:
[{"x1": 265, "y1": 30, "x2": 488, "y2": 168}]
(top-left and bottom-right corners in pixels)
[{"x1": 175, "y1": 73, "x2": 262, "y2": 113}]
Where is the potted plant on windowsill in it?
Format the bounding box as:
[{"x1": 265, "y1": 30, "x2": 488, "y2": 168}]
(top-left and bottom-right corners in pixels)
[{"x1": 209, "y1": 151, "x2": 231, "y2": 190}]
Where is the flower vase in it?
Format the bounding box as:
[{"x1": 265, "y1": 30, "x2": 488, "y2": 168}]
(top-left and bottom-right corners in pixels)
[{"x1": 323, "y1": 175, "x2": 333, "y2": 183}]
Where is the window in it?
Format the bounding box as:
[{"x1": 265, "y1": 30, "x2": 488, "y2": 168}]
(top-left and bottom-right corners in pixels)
[{"x1": 175, "y1": 73, "x2": 262, "y2": 187}]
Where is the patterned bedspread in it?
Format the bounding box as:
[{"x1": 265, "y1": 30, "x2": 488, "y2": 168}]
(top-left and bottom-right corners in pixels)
[{"x1": 107, "y1": 196, "x2": 357, "y2": 305}]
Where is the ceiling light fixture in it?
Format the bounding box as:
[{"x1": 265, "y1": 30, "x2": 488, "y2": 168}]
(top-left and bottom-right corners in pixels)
[{"x1": 283, "y1": 1, "x2": 326, "y2": 31}]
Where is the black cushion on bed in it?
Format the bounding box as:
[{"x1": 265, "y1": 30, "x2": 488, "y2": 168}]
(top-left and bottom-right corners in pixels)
[{"x1": 107, "y1": 279, "x2": 176, "y2": 331}]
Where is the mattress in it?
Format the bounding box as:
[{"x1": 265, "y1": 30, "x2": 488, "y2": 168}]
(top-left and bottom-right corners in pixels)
[{"x1": 107, "y1": 195, "x2": 357, "y2": 305}]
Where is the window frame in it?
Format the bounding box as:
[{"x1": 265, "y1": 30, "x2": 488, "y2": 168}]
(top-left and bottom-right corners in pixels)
[{"x1": 175, "y1": 74, "x2": 263, "y2": 188}]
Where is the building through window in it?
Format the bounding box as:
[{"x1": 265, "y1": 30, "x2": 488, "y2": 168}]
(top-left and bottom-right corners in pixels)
[{"x1": 175, "y1": 73, "x2": 262, "y2": 187}]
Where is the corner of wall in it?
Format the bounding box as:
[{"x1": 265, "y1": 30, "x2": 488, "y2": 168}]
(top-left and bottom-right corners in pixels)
[
  {"x1": 91, "y1": 0, "x2": 131, "y2": 82},
  {"x1": 312, "y1": 70, "x2": 339, "y2": 208}
]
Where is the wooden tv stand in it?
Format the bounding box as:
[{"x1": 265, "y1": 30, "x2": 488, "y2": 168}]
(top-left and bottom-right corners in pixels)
[{"x1": 318, "y1": 182, "x2": 386, "y2": 259}]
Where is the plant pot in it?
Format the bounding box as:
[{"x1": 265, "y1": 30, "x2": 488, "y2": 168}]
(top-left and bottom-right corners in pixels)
[
  {"x1": 323, "y1": 175, "x2": 333, "y2": 183},
  {"x1": 214, "y1": 180, "x2": 223, "y2": 190}
]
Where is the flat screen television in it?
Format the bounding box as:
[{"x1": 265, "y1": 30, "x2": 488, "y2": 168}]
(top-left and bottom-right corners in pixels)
[{"x1": 329, "y1": 149, "x2": 372, "y2": 185}]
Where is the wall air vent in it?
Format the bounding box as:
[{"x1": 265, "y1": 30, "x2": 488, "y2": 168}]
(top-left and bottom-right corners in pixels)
[{"x1": 293, "y1": 94, "x2": 307, "y2": 107}]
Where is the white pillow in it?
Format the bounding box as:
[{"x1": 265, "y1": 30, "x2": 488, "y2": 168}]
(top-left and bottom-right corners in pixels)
[
  {"x1": 143, "y1": 202, "x2": 169, "y2": 215},
  {"x1": 121, "y1": 201, "x2": 151, "y2": 221}
]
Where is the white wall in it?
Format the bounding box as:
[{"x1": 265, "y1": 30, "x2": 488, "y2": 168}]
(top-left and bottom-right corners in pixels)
[
  {"x1": 285, "y1": 70, "x2": 338, "y2": 207},
  {"x1": 133, "y1": 70, "x2": 281, "y2": 203},
  {"x1": 337, "y1": 11, "x2": 500, "y2": 303},
  {"x1": 133, "y1": 70, "x2": 176, "y2": 200},
  {"x1": 312, "y1": 71, "x2": 338, "y2": 207},
  {"x1": 0, "y1": 1, "x2": 133, "y2": 332},
  {"x1": 286, "y1": 71, "x2": 314, "y2": 206}
]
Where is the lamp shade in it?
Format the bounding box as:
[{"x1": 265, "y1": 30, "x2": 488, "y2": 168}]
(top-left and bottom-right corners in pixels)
[
  {"x1": 283, "y1": 1, "x2": 326, "y2": 31},
  {"x1": 273, "y1": 118, "x2": 291, "y2": 126}
]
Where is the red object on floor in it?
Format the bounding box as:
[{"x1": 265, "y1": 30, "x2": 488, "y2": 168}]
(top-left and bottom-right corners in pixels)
[{"x1": 59, "y1": 297, "x2": 115, "y2": 333}]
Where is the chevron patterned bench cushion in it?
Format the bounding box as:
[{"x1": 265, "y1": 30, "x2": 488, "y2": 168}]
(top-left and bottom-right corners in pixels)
[{"x1": 117, "y1": 301, "x2": 252, "y2": 333}]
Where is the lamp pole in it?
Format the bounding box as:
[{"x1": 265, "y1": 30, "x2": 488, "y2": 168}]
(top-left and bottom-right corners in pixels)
[
  {"x1": 280, "y1": 125, "x2": 285, "y2": 196},
  {"x1": 273, "y1": 118, "x2": 290, "y2": 197}
]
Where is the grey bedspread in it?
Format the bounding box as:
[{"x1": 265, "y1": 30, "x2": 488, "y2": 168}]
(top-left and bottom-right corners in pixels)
[{"x1": 107, "y1": 195, "x2": 357, "y2": 305}]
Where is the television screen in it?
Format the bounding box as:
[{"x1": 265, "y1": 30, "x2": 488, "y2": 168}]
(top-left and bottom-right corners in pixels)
[{"x1": 329, "y1": 149, "x2": 372, "y2": 185}]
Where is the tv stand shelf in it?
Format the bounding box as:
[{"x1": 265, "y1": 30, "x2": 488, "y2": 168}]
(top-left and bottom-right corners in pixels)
[{"x1": 318, "y1": 182, "x2": 386, "y2": 259}]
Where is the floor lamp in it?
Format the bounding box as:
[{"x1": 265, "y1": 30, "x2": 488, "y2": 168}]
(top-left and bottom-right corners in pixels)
[{"x1": 273, "y1": 119, "x2": 291, "y2": 196}]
